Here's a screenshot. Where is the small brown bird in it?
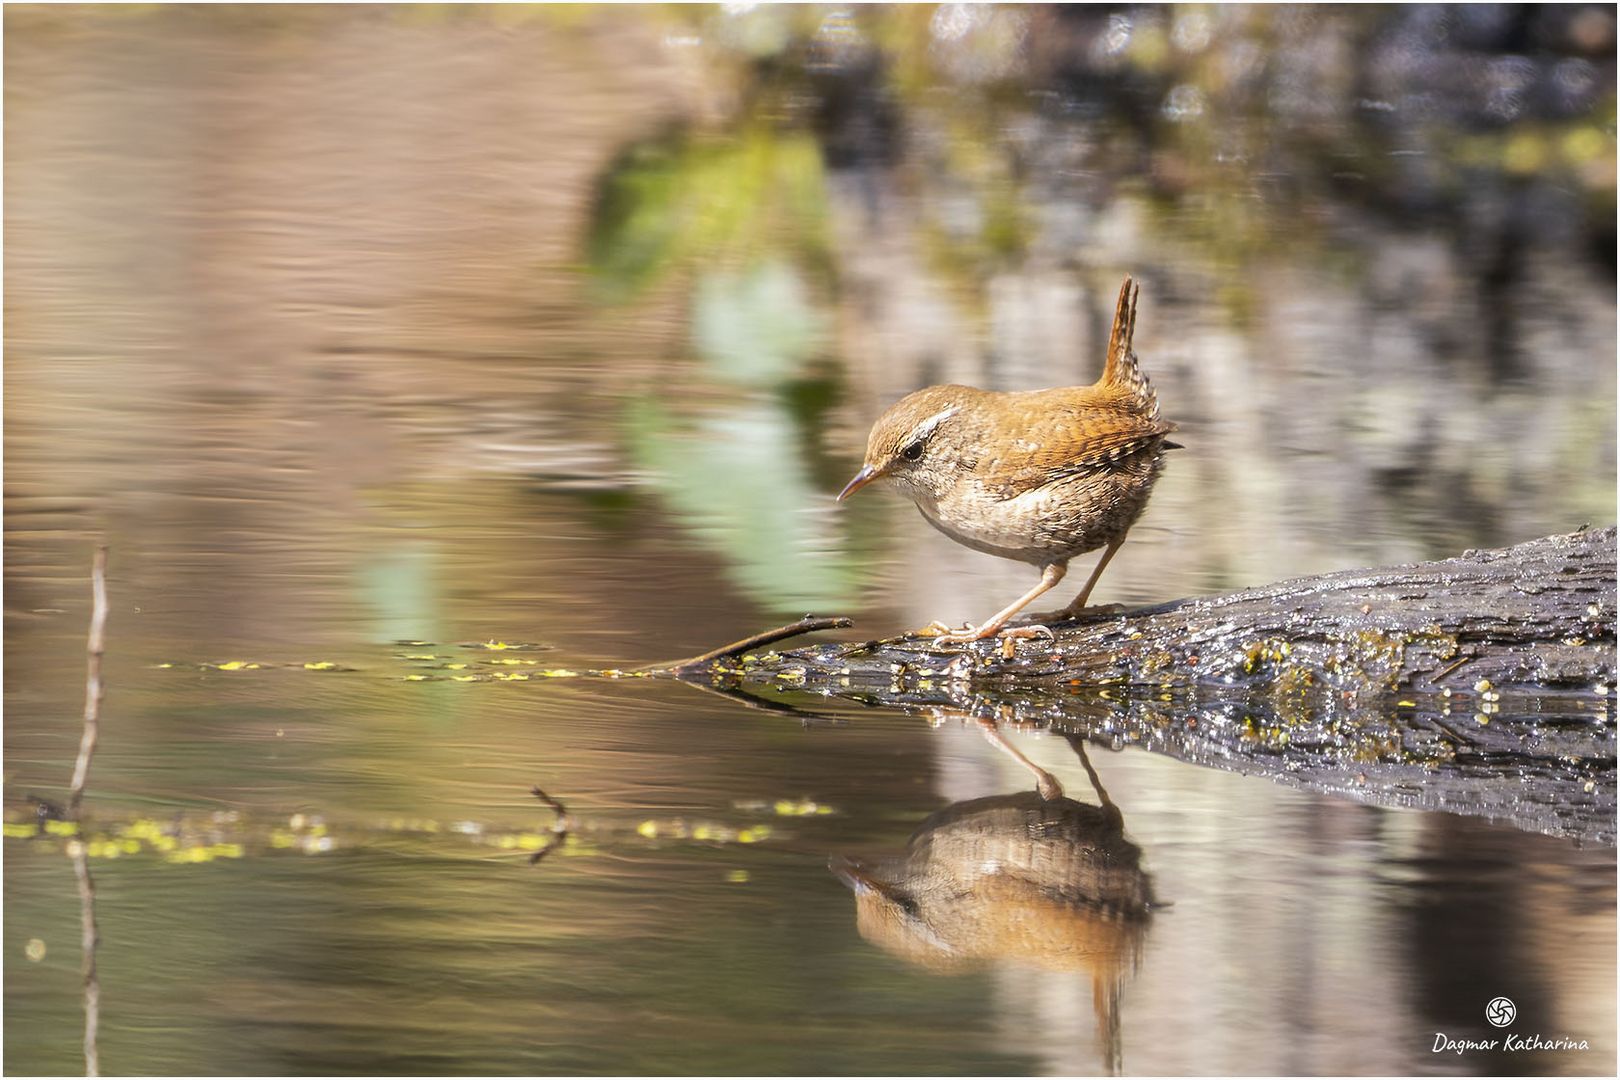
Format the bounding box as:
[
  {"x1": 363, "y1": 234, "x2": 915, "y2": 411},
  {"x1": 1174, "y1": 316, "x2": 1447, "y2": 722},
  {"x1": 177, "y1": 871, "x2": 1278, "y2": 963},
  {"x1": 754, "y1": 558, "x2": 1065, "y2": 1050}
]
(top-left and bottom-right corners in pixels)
[
  {"x1": 830, "y1": 732, "x2": 1153, "y2": 1074},
  {"x1": 838, "y1": 276, "x2": 1179, "y2": 642}
]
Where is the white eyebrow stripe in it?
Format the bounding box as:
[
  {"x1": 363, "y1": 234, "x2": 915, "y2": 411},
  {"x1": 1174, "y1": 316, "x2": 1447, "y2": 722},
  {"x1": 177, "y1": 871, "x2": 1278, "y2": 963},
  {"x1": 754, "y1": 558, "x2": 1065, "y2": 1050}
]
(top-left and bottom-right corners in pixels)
[{"x1": 905, "y1": 406, "x2": 961, "y2": 447}]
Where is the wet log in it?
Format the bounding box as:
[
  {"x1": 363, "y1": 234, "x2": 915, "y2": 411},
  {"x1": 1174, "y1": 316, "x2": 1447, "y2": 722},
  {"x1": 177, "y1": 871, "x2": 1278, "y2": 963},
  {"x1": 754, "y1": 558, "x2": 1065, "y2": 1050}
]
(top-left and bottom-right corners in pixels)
[
  {"x1": 683, "y1": 528, "x2": 1618, "y2": 845},
  {"x1": 702, "y1": 527, "x2": 1616, "y2": 699}
]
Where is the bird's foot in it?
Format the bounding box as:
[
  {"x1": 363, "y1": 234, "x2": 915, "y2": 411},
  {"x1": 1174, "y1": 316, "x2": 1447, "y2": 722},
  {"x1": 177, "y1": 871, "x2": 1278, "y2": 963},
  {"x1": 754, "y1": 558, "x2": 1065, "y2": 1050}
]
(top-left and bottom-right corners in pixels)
[
  {"x1": 927, "y1": 622, "x2": 1055, "y2": 646},
  {"x1": 999, "y1": 624, "x2": 1056, "y2": 641},
  {"x1": 1034, "y1": 770, "x2": 1066, "y2": 802}
]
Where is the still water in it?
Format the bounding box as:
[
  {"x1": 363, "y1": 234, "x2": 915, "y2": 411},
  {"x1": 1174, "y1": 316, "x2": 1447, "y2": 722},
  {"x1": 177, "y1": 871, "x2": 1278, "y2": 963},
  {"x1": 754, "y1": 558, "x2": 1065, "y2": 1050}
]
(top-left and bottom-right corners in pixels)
[{"x1": 5, "y1": 6, "x2": 1616, "y2": 1076}]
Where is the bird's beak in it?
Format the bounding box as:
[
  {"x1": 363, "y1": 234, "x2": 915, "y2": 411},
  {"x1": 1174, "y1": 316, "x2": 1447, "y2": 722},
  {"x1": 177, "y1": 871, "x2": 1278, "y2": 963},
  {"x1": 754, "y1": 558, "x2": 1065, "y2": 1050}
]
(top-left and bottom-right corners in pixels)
[
  {"x1": 828, "y1": 855, "x2": 894, "y2": 898},
  {"x1": 837, "y1": 464, "x2": 880, "y2": 502}
]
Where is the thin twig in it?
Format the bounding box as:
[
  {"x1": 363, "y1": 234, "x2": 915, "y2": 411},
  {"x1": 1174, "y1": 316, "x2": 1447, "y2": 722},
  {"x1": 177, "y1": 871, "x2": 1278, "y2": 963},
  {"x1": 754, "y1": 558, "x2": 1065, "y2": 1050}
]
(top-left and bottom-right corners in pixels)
[
  {"x1": 1431, "y1": 654, "x2": 1475, "y2": 684},
  {"x1": 528, "y1": 786, "x2": 574, "y2": 866},
  {"x1": 670, "y1": 676, "x2": 848, "y2": 726},
  {"x1": 69, "y1": 841, "x2": 101, "y2": 1077},
  {"x1": 650, "y1": 615, "x2": 854, "y2": 674},
  {"x1": 1427, "y1": 715, "x2": 1475, "y2": 750},
  {"x1": 68, "y1": 546, "x2": 108, "y2": 819}
]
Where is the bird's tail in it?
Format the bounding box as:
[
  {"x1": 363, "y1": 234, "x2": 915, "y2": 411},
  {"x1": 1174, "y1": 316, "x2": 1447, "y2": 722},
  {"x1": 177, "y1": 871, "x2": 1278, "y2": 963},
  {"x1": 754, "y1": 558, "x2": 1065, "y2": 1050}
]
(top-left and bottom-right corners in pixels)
[{"x1": 1100, "y1": 276, "x2": 1161, "y2": 420}]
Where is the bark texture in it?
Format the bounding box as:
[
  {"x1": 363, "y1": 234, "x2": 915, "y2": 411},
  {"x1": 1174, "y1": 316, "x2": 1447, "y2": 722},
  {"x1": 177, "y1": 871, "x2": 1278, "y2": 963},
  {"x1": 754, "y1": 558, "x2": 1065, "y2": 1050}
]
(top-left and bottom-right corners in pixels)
[{"x1": 686, "y1": 528, "x2": 1618, "y2": 844}]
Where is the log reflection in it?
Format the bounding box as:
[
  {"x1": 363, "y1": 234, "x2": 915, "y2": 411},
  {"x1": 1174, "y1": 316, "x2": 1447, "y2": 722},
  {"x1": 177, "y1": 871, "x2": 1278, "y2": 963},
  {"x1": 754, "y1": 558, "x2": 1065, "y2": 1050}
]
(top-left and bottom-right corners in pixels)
[{"x1": 832, "y1": 729, "x2": 1153, "y2": 1074}]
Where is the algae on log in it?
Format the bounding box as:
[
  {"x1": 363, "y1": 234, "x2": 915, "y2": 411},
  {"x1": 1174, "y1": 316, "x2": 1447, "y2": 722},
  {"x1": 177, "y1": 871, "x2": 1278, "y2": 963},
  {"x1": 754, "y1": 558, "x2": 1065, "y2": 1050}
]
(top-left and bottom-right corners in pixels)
[
  {"x1": 710, "y1": 527, "x2": 1616, "y2": 696},
  {"x1": 683, "y1": 528, "x2": 1617, "y2": 845}
]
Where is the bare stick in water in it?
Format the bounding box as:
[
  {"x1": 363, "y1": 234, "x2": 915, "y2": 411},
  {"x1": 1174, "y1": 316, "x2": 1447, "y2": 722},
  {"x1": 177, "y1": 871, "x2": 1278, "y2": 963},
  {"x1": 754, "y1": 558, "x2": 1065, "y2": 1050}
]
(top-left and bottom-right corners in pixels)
[
  {"x1": 656, "y1": 615, "x2": 854, "y2": 673},
  {"x1": 528, "y1": 786, "x2": 574, "y2": 866},
  {"x1": 69, "y1": 841, "x2": 101, "y2": 1076},
  {"x1": 68, "y1": 545, "x2": 109, "y2": 819}
]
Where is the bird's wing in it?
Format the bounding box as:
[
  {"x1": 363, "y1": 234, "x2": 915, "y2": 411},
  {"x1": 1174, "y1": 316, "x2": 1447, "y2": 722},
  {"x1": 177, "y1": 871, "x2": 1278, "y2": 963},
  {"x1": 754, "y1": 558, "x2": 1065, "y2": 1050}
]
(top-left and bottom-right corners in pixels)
[{"x1": 978, "y1": 404, "x2": 1178, "y2": 501}]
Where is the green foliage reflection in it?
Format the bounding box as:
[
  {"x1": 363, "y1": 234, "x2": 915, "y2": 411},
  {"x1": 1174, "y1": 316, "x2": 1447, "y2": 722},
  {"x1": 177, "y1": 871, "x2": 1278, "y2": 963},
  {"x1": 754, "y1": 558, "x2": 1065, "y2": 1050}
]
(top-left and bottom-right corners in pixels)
[
  {"x1": 622, "y1": 394, "x2": 864, "y2": 615},
  {"x1": 587, "y1": 125, "x2": 830, "y2": 302}
]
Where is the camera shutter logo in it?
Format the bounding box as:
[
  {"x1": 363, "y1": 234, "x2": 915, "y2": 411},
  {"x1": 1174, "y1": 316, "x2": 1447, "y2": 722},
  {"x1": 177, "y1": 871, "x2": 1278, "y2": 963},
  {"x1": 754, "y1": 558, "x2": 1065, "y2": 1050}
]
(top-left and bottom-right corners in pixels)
[{"x1": 1486, "y1": 997, "x2": 1516, "y2": 1028}]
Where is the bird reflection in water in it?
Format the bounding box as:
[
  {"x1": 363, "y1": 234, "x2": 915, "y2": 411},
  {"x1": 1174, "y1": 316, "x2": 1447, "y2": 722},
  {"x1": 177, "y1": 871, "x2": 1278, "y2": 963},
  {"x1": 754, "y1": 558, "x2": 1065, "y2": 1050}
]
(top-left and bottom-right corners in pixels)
[{"x1": 831, "y1": 719, "x2": 1154, "y2": 1074}]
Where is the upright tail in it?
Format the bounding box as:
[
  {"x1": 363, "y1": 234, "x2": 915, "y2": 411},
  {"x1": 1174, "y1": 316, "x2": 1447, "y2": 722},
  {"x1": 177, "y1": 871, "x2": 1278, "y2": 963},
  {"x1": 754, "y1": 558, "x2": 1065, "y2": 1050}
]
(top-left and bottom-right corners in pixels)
[{"x1": 1099, "y1": 276, "x2": 1161, "y2": 420}]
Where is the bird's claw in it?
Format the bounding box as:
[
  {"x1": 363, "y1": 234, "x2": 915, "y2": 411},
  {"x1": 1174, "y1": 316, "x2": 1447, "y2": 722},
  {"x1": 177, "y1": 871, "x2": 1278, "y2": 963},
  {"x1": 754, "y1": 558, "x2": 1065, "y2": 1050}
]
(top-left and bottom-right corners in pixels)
[{"x1": 925, "y1": 622, "x2": 1055, "y2": 647}]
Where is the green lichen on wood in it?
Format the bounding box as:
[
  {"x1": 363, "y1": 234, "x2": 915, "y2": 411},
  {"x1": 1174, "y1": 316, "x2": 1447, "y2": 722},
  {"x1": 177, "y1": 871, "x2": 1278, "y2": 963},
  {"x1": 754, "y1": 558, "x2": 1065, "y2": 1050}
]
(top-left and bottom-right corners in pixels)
[{"x1": 692, "y1": 530, "x2": 1617, "y2": 845}]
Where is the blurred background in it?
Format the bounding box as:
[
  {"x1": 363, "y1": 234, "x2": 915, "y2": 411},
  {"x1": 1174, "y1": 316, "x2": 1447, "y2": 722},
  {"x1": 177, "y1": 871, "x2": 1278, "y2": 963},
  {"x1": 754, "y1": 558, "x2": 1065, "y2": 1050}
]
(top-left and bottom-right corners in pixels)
[{"x1": 5, "y1": 5, "x2": 1616, "y2": 1076}]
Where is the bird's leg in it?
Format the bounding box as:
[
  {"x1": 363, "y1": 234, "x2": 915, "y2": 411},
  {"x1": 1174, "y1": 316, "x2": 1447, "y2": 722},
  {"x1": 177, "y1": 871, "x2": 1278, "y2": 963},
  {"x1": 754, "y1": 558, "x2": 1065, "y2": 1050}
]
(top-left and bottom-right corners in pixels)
[
  {"x1": 1060, "y1": 734, "x2": 1124, "y2": 825},
  {"x1": 977, "y1": 718, "x2": 1065, "y2": 801},
  {"x1": 1063, "y1": 534, "x2": 1127, "y2": 614},
  {"x1": 1062, "y1": 537, "x2": 1127, "y2": 612},
  {"x1": 1023, "y1": 534, "x2": 1130, "y2": 626},
  {"x1": 931, "y1": 562, "x2": 1067, "y2": 643}
]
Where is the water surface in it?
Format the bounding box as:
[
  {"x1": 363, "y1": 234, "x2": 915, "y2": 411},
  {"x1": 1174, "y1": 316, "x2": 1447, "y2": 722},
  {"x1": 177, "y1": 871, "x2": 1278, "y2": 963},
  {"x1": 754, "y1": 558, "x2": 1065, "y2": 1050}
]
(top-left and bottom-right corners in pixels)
[{"x1": 6, "y1": 6, "x2": 1615, "y2": 1076}]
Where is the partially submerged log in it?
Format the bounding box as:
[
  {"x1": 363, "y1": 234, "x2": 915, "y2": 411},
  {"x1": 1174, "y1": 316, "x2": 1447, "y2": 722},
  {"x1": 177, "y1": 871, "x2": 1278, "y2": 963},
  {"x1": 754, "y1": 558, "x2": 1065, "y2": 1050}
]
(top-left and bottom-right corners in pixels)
[
  {"x1": 681, "y1": 528, "x2": 1618, "y2": 844},
  {"x1": 704, "y1": 527, "x2": 1616, "y2": 696}
]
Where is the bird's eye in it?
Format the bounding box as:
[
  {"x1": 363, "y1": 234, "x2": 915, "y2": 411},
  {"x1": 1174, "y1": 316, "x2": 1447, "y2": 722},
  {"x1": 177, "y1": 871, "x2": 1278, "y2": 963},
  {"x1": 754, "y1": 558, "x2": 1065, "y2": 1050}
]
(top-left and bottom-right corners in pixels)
[{"x1": 900, "y1": 440, "x2": 925, "y2": 462}]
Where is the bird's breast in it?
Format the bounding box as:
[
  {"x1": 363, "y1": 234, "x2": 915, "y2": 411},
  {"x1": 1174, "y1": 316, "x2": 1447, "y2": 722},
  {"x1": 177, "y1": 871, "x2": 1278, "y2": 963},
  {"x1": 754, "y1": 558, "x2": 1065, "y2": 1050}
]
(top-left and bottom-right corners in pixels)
[
  {"x1": 915, "y1": 483, "x2": 1062, "y2": 564},
  {"x1": 911, "y1": 456, "x2": 1163, "y2": 565}
]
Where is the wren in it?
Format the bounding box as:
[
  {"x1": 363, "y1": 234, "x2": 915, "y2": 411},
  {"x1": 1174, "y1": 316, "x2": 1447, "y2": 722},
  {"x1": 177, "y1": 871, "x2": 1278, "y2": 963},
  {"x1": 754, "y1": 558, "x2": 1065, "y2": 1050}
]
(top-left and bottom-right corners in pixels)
[{"x1": 838, "y1": 276, "x2": 1179, "y2": 642}]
